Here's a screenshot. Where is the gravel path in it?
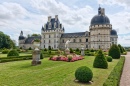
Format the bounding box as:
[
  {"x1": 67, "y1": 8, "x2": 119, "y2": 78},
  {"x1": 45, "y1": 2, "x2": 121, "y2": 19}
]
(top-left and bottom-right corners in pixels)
[{"x1": 120, "y1": 52, "x2": 130, "y2": 86}]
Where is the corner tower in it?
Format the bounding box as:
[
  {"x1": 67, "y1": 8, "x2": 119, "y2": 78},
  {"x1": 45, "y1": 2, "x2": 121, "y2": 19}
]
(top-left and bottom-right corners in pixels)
[
  {"x1": 89, "y1": 7, "x2": 112, "y2": 50},
  {"x1": 19, "y1": 31, "x2": 25, "y2": 49},
  {"x1": 41, "y1": 15, "x2": 64, "y2": 49}
]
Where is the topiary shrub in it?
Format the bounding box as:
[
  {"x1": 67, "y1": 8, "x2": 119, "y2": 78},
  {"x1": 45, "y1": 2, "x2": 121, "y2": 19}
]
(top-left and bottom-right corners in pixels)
[
  {"x1": 76, "y1": 48, "x2": 80, "y2": 52},
  {"x1": 70, "y1": 48, "x2": 74, "y2": 53},
  {"x1": 109, "y1": 44, "x2": 120, "y2": 59},
  {"x1": 28, "y1": 47, "x2": 32, "y2": 50},
  {"x1": 75, "y1": 66, "x2": 93, "y2": 82},
  {"x1": 7, "y1": 49, "x2": 19, "y2": 57},
  {"x1": 93, "y1": 50, "x2": 108, "y2": 69},
  {"x1": 67, "y1": 55, "x2": 73, "y2": 62},
  {"x1": 106, "y1": 56, "x2": 112, "y2": 62}
]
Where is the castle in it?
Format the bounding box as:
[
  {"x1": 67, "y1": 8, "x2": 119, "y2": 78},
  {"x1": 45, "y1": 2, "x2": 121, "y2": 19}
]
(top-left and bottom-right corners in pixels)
[{"x1": 19, "y1": 7, "x2": 118, "y2": 50}]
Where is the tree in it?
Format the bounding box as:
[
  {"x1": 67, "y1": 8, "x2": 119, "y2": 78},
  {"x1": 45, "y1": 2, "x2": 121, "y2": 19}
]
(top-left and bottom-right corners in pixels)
[
  {"x1": 0, "y1": 31, "x2": 15, "y2": 49},
  {"x1": 93, "y1": 49, "x2": 108, "y2": 69},
  {"x1": 118, "y1": 44, "x2": 123, "y2": 53},
  {"x1": 109, "y1": 44, "x2": 120, "y2": 59}
]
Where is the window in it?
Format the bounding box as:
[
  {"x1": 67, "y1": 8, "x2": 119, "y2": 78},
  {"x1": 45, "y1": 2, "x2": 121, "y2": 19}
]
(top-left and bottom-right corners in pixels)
[
  {"x1": 62, "y1": 40, "x2": 64, "y2": 43},
  {"x1": 86, "y1": 39, "x2": 88, "y2": 42},
  {"x1": 49, "y1": 35, "x2": 50, "y2": 38},
  {"x1": 44, "y1": 45, "x2": 45, "y2": 48},
  {"x1": 44, "y1": 40, "x2": 45, "y2": 43},
  {"x1": 49, "y1": 40, "x2": 51, "y2": 43},
  {"x1": 44, "y1": 35, "x2": 45, "y2": 38},
  {"x1": 73, "y1": 39, "x2": 75, "y2": 42},
  {"x1": 54, "y1": 45, "x2": 56, "y2": 48},
  {"x1": 86, "y1": 45, "x2": 88, "y2": 48},
  {"x1": 79, "y1": 39, "x2": 82, "y2": 42}
]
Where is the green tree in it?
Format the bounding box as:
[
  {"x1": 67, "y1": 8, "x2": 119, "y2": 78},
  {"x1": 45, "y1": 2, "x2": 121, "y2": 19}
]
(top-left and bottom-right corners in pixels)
[
  {"x1": 0, "y1": 31, "x2": 15, "y2": 49},
  {"x1": 93, "y1": 49, "x2": 108, "y2": 69},
  {"x1": 109, "y1": 44, "x2": 120, "y2": 59},
  {"x1": 118, "y1": 44, "x2": 123, "y2": 53}
]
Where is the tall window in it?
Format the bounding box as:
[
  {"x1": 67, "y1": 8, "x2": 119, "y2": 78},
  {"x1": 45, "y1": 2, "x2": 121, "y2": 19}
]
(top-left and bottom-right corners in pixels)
[
  {"x1": 73, "y1": 39, "x2": 76, "y2": 42},
  {"x1": 79, "y1": 39, "x2": 82, "y2": 42},
  {"x1": 49, "y1": 40, "x2": 51, "y2": 43},
  {"x1": 44, "y1": 40, "x2": 45, "y2": 43},
  {"x1": 44, "y1": 45, "x2": 45, "y2": 48},
  {"x1": 49, "y1": 35, "x2": 50, "y2": 38},
  {"x1": 62, "y1": 39, "x2": 64, "y2": 43},
  {"x1": 86, "y1": 39, "x2": 88, "y2": 42}
]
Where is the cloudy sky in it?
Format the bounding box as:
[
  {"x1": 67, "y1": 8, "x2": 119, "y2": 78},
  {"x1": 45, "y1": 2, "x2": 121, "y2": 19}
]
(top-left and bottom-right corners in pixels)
[{"x1": 0, "y1": 0, "x2": 130, "y2": 46}]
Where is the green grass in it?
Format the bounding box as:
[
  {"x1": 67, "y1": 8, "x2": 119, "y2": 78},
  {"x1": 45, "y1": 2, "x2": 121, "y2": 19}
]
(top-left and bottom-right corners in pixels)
[{"x1": 0, "y1": 56, "x2": 119, "y2": 86}]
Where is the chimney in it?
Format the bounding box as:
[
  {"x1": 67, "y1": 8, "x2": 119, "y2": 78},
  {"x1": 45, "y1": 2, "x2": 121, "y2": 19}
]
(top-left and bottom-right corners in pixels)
[
  {"x1": 55, "y1": 15, "x2": 58, "y2": 21},
  {"x1": 48, "y1": 16, "x2": 51, "y2": 22}
]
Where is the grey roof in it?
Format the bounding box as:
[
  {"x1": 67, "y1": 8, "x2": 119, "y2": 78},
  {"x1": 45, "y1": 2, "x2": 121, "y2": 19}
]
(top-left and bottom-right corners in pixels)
[
  {"x1": 111, "y1": 30, "x2": 117, "y2": 35},
  {"x1": 45, "y1": 18, "x2": 61, "y2": 30},
  {"x1": 24, "y1": 36, "x2": 41, "y2": 44},
  {"x1": 19, "y1": 36, "x2": 25, "y2": 40},
  {"x1": 61, "y1": 32, "x2": 88, "y2": 38},
  {"x1": 91, "y1": 7, "x2": 110, "y2": 25}
]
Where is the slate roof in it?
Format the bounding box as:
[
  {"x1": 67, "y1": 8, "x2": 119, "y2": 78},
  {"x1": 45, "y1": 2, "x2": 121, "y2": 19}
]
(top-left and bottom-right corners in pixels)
[
  {"x1": 61, "y1": 32, "x2": 88, "y2": 38},
  {"x1": 24, "y1": 36, "x2": 41, "y2": 44},
  {"x1": 91, "y1": 7, "x2": 110, "y2": 25},
  {"x1": 111, "y1": 30, "x2": 117, "y2": 35},
  {"x1": 43, "y1": 18, "x2": 62, "y2": 30}
]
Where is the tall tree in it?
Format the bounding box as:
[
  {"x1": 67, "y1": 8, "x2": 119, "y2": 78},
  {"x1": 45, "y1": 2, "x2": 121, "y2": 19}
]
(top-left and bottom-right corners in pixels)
[{"x1": 0, "y1": 31, "x2": 15, "y2": 49}]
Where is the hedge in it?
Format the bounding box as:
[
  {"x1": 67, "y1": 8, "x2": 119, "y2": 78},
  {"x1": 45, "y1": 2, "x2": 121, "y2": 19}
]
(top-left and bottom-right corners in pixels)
[
  {"x1": 103, "y1": 56, "x2": 125, "y2": 86},
  {"x1": 0, "y1": 55, "x2": 32, "y2": 63}
]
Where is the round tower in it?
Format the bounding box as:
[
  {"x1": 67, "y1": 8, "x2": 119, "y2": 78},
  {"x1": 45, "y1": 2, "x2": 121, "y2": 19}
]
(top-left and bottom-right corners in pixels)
[
  {"x1": 89, "y1": 7, "x2": 112, "y2": 50},
  {"x1": 19, "y1": 31, "x2": 25, "y2": 48}
]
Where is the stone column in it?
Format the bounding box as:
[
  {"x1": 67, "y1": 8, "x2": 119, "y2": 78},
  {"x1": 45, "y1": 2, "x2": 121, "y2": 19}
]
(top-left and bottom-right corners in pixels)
[{"x1": 31, "y1": 50, "x2": 41, "y2": 66}]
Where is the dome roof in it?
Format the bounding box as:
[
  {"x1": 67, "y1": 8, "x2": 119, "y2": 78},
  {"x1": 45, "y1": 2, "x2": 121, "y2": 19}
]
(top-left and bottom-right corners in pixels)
[
  {"x1": 91, "y1": 15, "x2": 110, "y2": 25},
  {"x1": 90, "y1": 7, "x2": 110, "y2": 25},
  {"x1": 111, "y1": 30, "x2": 117, "y2": 35},
  {"x1": 19, "y1": 36, "x2": 25, "y2": 40}
]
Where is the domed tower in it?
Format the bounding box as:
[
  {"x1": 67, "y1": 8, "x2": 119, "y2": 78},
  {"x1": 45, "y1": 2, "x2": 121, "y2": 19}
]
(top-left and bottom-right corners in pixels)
[
  {"x1": 110, "y1": 29, "x2": 118, "y2": 45},
  {"x1": 89, "y1": 6, "x2": 112, "y2": 50},
  {"x1": 19, "y1": 31, "x2": 25, "y2": 48}
]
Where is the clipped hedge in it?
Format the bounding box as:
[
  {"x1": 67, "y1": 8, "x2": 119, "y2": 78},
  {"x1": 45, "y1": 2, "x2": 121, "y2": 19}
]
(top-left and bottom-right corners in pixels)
[
  {"x1": 106, "y1": 56, "x2": 113, "y2": 62},
  {"x1": 7, "y1": 49, "x2": 19, "y2": 57},
  {"x1": 109, "y1": 44, "x2": 120, "y2": 59},
  {"x1": 2, "y1": 49, "x2": 9, "y2": 54},
  {"x1": 103, "y1": 56, "x2": 125, "y2": 86},
  {"x1": 93, "y1": 50, "x2": 108, "y2": 69},
  {"x1": 75, "y1": 66, "x2": 93, "y2": 82},
  {"x1": 0, "y1": 55, "x2": 32, "y2": 63}
]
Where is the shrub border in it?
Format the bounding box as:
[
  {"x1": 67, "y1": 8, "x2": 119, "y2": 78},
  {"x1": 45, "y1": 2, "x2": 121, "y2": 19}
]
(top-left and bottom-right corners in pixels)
[{"x1": 103, "y1": 56, "x2": 125, "y2": 86}]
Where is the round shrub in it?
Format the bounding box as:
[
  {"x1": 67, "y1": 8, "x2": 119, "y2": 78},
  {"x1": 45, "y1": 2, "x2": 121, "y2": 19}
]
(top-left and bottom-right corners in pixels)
[
  {"x1": 106, "y1": 56, "x2": 112, "y2": 62},
  {"x1": 109, "y1": 44, "x2": 120, "y2": 59},
  {"x1": 93, "y1": 50, "x2": 108, "y2": 69},
  {"x1": 7, "y1": 49, "x2": 19, "y2": 57},
  {"x1": 75, "y1": 66, "x2": 93, "y2": 82},
  {"x1": 2, "y1": 49, "x2": 9, "y2": 54},
  {"x1": 70, "y1": 48, "x2": 74, "y2": 53}
]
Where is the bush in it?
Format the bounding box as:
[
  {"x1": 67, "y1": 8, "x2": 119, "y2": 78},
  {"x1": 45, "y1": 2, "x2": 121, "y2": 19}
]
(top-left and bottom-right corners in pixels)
[
  {"x1": 76, "y1": 48, "x2": 80, "y2": 52},
  {"x1": 7, "y1": 49, "x2": 19, "y2": 57},
  {"x1": 109, "y1": 44, "x2": 120, "y2": 59},
  {"x1": 75, "y1": 66, "x2": 93, "y2": 82},
  {"x1": 40, "y1": 53, "x2": 43, "y2": 59},
  {"x1": 44, "y1": 48, "x2": 47, "y2": 51},
  {"x1": 2, "y1": 49, "x2": 9, "y2": 54},
  {"x1": 70, "y1": 48, "x2": 74, "y2": 53},
  {"x1": 93, "y1": 50, "x2": 108, "y2": 69},
  {"x1": 28, "y1": 47, "x2": 32, "y2": 50},
  {"x1": 106, "y1": 56, "x2": 112, "y2": 62},
  {"x1": 67, "y1": 55, "x2": 72, "y2": 62},
  {"x1": 103, "y1": 56, "x2": 125, "y2": 86}
]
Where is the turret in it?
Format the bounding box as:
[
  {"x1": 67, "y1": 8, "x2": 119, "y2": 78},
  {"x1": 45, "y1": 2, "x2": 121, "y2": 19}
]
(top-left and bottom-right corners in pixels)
[{"x1": 48, "y1": 16, "x2": 51, "y2": 22}]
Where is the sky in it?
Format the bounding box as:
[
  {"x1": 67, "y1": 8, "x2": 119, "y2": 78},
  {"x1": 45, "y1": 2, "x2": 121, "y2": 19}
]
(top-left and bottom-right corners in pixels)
[{"x1": 0, "y1": 0, "x2": 130, "y2": 46}]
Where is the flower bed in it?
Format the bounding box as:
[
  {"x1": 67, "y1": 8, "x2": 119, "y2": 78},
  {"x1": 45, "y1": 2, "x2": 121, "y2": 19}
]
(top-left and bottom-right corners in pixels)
[{"x1": 49, "y1": 55, "x2": 84, "y2": 62}]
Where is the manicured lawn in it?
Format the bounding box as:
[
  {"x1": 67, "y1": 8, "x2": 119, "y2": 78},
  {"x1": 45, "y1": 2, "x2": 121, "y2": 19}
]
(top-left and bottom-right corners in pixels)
[{"x1": 0, "y1": 56, "x2": 119, "y2": 86}]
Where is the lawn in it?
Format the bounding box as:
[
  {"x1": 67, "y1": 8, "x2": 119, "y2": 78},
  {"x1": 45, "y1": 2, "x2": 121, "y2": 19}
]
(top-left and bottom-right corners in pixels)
[{"x1": 0, "y1": 56, "x2": 119, "y2": 86}]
